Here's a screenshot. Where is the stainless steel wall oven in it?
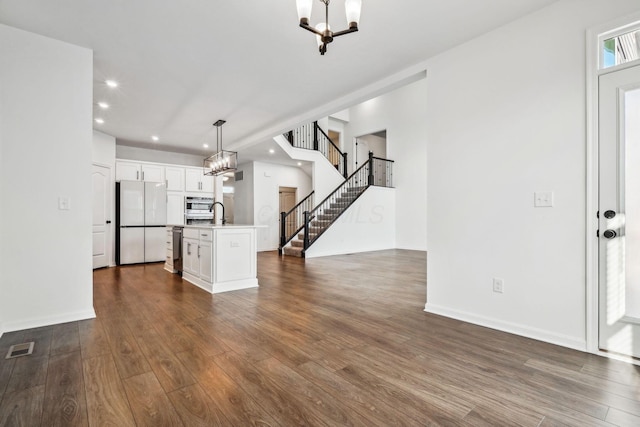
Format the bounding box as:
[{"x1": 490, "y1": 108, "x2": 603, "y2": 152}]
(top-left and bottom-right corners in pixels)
[{"x1": 185, "y1": 197, "x2": 214, "y2": 224}]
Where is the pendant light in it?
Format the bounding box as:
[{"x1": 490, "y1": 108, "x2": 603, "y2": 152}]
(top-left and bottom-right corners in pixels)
[
  {"x1": 203, "y1": 120, "x2": 237, "y2": 176},
  {"x1": 296, "y1": 0, "x2": 362, "y2": 55}
]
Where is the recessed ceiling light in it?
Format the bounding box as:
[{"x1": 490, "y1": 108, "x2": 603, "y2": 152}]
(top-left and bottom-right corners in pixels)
[
  {"x1": 203, "y1": 144, "x2": 209, "y2": 148},
  {"x1": 269, "y1": 149, "x2": 275, "y2": 154},
  {"x1": 94, "y1": 118, "x2": 104, "y2": 124},
  {"x1": 297, "y1": 162, "x2": 302, "y2": 166},
  {"x1": 151, "y1": 135, "x2": 159, "y2": 142},
  {"x1": 98, "y1": 102, "x2": 109, "y2": 109},
  {"x1": 105, "y1": 79, "x2": 118, "y2": 88}
]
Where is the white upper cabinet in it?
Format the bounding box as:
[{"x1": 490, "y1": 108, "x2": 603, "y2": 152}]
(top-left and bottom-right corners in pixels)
[
  {"x1": 165, "y1": 166, "x2": 185, "y2": 191},
  {"x1": 141, "y1": 164, "x2": 164, "y2": 182},
  {"x1": 116, "y1": 161, "x2": 165, "y2": 182},
  {"x1": 201, "y1": 174, "x2": 214, "y2": 193},
  {"x1": 116, "y1": 161, "x2": 141, "y2": 181},
  {"x1": 185, "y1": 167, "x2": 213, "y2": 193}
]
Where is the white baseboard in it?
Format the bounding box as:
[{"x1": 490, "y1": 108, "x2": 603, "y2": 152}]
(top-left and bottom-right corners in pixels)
[
  {"x1": 424, "y1": 303, "x2": 587, "y2": 352},
  {"x1": 183, "y1": 272, "x2": 258, "y2": 294},
  {"x1": 1, "y1": 309, "x2": 96, "y2": 334}
]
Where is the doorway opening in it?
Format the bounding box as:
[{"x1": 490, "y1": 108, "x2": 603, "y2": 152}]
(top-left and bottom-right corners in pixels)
[
  {"x1": 279, "y1": 187, "x2": 297, "y2": 237},
  {"x1": 355, "y1": 130, "x2": 387, "y2": 168}
]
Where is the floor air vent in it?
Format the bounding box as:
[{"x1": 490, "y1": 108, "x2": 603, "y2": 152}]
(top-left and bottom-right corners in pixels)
[{"x1": 5, "y1": 342, "x2": 34, "y2": 359}]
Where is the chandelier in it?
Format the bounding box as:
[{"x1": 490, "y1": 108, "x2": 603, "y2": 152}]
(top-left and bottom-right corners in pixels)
[
  {"x1": 296, "y1": 0, "x2": 362, "y2": 55},
  {"x1": 203, "y1": 120, "x2": 237, "y2": 176}
]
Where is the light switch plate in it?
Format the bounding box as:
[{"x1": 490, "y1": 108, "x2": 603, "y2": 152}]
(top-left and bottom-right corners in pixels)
[
  {"x1": 58, "y1": 197, "x2": 70, "y2": 210},
  {"x1": 534, "y1": 191, "x2": 553, "y2": 207}
]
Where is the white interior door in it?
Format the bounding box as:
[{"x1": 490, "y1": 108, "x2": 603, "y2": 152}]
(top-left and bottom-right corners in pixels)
[
  {"x1": 598, "y1": 64, "x2": 640, "y2": 358},
  {"x1": 92, "y1": 164, "x2": 111, "y2": 269}
]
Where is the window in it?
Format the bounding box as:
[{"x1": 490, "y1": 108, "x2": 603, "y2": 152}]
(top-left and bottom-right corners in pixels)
[{"x1": 603, "y1": 29, "x2": 640, "y2": 69}]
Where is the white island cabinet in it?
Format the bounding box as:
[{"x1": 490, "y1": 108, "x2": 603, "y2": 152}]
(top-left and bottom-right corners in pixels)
[{"x1": 181, "y1": 225, "x2": 258, "y2": 293}]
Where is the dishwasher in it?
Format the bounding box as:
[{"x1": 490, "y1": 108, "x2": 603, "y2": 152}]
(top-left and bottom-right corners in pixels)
[{"x1": 172, "y1": 226, "x2": 183, "y2": 275}]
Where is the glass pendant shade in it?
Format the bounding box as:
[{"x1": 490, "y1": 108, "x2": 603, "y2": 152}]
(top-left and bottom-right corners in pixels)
[
  {"x1": 344, "y1": 0, "x2": 362, "y2": 26},
  {"x1": 296, "y1": 0, "x2": 313, "y2": 23}
]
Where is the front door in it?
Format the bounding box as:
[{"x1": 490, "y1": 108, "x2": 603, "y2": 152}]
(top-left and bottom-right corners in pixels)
[
  {"x1": 92, "y1": 164, "x2": 111, "y2": 269},
  {"x1": 598, "y1": 64, "x2": 640, "y2": 358}
]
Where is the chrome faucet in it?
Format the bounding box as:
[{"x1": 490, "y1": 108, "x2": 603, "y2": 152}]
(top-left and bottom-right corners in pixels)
[{"x1": 209, "y1": 201, "x2": 226, "y2": 225}]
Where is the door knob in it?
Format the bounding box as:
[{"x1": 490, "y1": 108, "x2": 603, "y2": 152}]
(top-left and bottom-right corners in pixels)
[
  {"x1": 106, "y1": 220, "x2": 111, "y2": 224},
  {"x1": 603, "y1": 229, "x2": 617, "y2": 239},
  {"x1": 604, "y1": 210, "x2": 617, "y2": 219}
]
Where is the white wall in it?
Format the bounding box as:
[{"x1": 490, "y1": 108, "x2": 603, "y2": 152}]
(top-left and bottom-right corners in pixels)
[
  {"x1": 251, "y1": 161, "x2": 313, "y2": 251},
  {"x1": 93, "y1": 131, "x2": 117, "y2": 166},
  {"x1": 306, "y1": 187, "x2": 396, "y2": 258},
  {"x1": 0, "y1": 25, "x2": 95, "y2": 335},
  {"x1": 328, "y1": 117, "x2": 346, "y2": 150},
  {"x1": 116, "y1": 144, "x2": 204, "y2": 166},
  {"x1": 425, "y1": 0, "x2": 640, "y2": 350},
  {"x1": 358, "y1": 134, "x2": 387, "y2": 158},
  {"x1": 273, "y1": 134, "x2": 344, "y2": 201},
  {"x1": 344, "y1": 78, "x2": 428, "y2": 251},
  {"x1": 234, "y1": 162, "x2": 255, "y2": 226}
]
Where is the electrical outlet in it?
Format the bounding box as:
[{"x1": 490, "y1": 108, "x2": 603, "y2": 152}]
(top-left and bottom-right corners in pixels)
[{"x1": 493, "y1": 278, "x2": 504, "y2": 293}]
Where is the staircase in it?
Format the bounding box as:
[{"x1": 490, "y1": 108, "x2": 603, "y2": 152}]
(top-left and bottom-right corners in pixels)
[
  {"x1": 280, "y1": 151, "x2": 394, "y2": 258},
  {"x1": 283, "y1": 185, "x2": 367, "y2": 257},
  {"x1": 285, "y1": 121, "x2": 348, "y2": 178}
]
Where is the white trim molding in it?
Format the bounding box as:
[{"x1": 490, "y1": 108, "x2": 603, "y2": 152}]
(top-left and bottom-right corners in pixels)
[
  {"x1": 1, "y1": 309, "x2": 96, "y2": 334},
  {"x1": 424, "y1": 303, "x2": 587, "y2": 352}
]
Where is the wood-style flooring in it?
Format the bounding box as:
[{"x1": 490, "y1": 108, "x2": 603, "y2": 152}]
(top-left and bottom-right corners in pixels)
[{"x1": 1, "y1": 249, "x2": 640, "y2": 426}]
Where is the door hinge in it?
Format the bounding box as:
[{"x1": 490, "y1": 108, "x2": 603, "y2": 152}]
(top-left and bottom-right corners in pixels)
[
  {"x1": 597, "y1": 210, "x2": 600, "y2": 218},
  {"x1": 596, "y1": 229, "x2": 600, "y2": 238}
]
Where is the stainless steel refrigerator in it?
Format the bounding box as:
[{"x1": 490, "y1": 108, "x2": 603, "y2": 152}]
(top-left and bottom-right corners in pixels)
[{"x1": 116, "y1": 181, "x2": 167, "y2": 265}]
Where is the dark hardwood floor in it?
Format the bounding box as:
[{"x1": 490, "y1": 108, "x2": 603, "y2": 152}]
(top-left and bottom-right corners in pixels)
[{"x1": 1, "y1": 249, "x2": 640, "y2": 426}]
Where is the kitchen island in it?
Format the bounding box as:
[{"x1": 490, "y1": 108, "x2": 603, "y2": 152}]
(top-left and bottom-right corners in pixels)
[{"x1": 173, "y1": 225, "x2": 260, "y2": 294}]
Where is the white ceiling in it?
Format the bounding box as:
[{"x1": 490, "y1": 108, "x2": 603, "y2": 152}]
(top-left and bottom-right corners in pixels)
[{"x1": 0, "y1": 0, "x2": 558, "y2": 159}]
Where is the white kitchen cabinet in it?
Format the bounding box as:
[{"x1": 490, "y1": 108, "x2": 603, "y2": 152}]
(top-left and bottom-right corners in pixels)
[
  {"x1": 182, "y1": 228, "x2": 212, "y2": 282},
  {"x1": 141, "y1": 164, "x2": 164, "y2": 182},
  {"x1": 183, "y1": 237, "x2": 199, "y2": 276},
  {"x1": 180, "y1": 226, "x2": 258, "y2": 294},
  {"x1": 185, "y1": 167, "x2": 213, "y2": 193},
  {"x1": 167, "y1": 193, "x2": 184, "y2": 225},
  {"x1": 165, "y1": 166, "x2": 185, "y2": 191},
  {"x1": 198, "y1": 230, "x2": 213, "y2": 283},
  {"x1": 201, "y1": 174, "x2": 214, "y2": 193},
  {"x1": 116, "y1": 161, "x2": 141, "y2": 181},
  {"x1": 164, "y1": 227, "x2": 174, "y2": 272},
  {"x1": 116, "y1": 161, "x2": 164, "y2": 182}
]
